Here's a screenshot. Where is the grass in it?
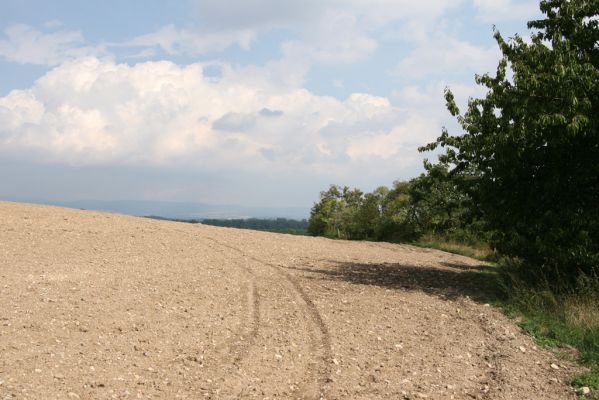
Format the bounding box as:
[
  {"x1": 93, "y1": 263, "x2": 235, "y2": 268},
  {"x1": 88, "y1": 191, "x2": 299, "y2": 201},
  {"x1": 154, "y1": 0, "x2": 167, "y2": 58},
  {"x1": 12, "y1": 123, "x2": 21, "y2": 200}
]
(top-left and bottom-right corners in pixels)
[
  {"x1": 505, "y1": 291, "x2": 599, "y2": 391},
  {"x1": 412, "y1": 233, "x2": 496, "y2": 261},
  {"x1": 459, "y1": 260, "x2": 599, "y2": 396},
  {"x1": 414, "y1": 235, "x2": 599, "y2": 395},
  {"x1": 511, "y1": 301, "x2": 599, "y2": 395}
]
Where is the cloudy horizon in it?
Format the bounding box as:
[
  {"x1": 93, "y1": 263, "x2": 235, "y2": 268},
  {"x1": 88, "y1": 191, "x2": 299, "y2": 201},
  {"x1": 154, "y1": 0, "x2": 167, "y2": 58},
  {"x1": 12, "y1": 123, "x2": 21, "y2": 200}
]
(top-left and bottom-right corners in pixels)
[{"x1": 0, "y1": 0, "x2": 541, "y2": 212}]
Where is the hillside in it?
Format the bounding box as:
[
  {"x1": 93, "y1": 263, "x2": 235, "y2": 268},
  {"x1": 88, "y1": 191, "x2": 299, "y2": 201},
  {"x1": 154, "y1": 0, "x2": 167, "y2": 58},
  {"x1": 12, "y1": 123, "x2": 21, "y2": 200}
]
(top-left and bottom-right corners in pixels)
[{"x1": 0, "y1": 202, "x2": 579, "y2": 399}]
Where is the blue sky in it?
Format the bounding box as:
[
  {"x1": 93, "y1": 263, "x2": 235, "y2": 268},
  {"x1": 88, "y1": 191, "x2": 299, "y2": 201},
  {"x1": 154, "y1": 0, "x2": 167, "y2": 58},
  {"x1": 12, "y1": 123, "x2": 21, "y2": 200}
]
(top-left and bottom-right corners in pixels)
[{"x1": 0, "y1": 0, "x2": 542, "y2": 210}]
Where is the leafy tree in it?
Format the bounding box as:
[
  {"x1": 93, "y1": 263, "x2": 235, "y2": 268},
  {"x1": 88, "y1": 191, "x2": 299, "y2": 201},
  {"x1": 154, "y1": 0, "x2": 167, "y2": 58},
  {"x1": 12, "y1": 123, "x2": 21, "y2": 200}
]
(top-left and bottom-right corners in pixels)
[
  {"x1": 375, "y1": 181, "x2": 416, "y2": 241},
  {"x1": 339, "y1": 186, "x2": 365, "y2": 239},
  {"x1": 422, "y1": 0, "x2": 599, "y2": 282},
  {"x1": 308, "y1": 185, "x2": 343, "y2": 237},
  {"x1": 408, "y1": 162, "x2": 476, "y2": 239}
]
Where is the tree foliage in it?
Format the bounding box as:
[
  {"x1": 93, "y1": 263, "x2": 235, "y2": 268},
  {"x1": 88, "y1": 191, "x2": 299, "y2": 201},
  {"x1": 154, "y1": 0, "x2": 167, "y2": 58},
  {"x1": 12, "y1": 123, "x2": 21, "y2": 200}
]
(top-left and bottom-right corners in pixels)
[
  {"x1": 307, "y1": 167, "x2": 479, "y2": 243},
  {"x1": 202, "y1": 218, "x2": 309, "y2": 234},
  {"x1": 422, "y1": 0, "x2": 599, "y2": 282}
]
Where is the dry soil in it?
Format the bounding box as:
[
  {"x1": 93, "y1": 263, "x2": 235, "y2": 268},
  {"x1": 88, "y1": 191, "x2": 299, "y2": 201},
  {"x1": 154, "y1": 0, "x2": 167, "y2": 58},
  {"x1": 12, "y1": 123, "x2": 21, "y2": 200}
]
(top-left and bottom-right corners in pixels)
[{"x1": 0, "y1": 202, "x2": 580, "y2": 399}]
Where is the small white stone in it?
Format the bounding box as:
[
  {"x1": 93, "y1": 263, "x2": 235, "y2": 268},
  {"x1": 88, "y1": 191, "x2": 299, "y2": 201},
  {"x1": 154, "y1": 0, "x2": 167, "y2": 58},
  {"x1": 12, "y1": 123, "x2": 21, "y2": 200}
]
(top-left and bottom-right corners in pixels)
[
  {"x1": 578, "y1": 387, "x2": 590, "y2": 395},
  {"x1": 518, "y1": 346, "x2": 526, "y2": 353},
  {"x1": 550, "y1": 363, "x2": 560, "y2": 370}
]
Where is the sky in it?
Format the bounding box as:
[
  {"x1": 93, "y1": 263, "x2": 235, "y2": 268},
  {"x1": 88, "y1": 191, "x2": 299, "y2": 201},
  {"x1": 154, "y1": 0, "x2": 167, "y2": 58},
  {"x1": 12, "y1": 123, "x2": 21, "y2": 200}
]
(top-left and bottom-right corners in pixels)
[{"x1": 0, "y1": 0, "x2": 543, "y2": 211}]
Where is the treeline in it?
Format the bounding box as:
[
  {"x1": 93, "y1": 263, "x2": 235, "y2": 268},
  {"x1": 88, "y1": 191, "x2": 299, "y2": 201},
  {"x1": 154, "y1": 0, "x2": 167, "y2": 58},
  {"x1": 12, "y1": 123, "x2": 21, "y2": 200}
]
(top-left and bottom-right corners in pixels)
[
  {"x1": 308, "y1": 163, "x2": 487, "y2": 246},
  {"x1": 201, "y1": 218, "x2": 308, "y2": 234}
]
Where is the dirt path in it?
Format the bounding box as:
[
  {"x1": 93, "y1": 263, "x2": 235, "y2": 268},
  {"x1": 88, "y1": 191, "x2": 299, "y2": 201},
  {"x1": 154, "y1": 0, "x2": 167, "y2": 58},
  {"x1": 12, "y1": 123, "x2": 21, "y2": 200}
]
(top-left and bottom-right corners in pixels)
[{"x1": 0, "y1": 202, "x2": 579, "y2": 399}]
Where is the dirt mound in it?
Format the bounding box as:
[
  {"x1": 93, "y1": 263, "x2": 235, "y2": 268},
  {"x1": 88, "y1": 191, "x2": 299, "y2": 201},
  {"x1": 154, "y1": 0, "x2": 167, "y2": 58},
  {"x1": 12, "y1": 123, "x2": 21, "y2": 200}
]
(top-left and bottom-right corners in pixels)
[{"x1": 0, "y1": 202, "x2": 578, "y2": 399}]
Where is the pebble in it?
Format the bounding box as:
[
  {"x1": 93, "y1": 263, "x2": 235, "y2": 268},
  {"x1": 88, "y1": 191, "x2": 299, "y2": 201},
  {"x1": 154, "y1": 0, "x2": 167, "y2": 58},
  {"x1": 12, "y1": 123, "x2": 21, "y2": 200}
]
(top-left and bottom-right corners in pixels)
[
  {"x1": 518, "y1": 346, "x2": 526, "y2": 353},
  {"x1": 550, "y1": 363, "x2": 560, "y2": 370},
  {"x1": 577, "y1": 387, "x2": 590, "y2": 395}
]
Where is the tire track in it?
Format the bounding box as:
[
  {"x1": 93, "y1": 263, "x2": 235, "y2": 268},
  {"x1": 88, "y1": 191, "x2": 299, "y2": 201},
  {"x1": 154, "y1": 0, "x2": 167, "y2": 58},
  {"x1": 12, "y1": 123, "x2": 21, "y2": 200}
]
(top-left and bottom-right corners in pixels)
[
  {"x1": 202, "y1": 234, "x2": 333, "y2": 400},
  {"x1": 166, "y1": 229, "x2": 262, "y2": 397},
  {"x1": 232, "y1": 268, "x2": 260, "y2": 366},
  {"x1": 203, "y1": 239, "x2": 261, "y2": 366}
]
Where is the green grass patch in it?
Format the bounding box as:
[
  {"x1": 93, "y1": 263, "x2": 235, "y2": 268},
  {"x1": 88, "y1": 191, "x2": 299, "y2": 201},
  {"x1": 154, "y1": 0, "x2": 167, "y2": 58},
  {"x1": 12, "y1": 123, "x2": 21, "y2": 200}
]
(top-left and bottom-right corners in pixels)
[
  {"x1": 460, "y1": 261, "x2": 599, "y2": 393},
  {"x1": 412, "y1": 252, "x2": 599, "y2": 394},
  {"x1": 516, "y1": 311, "x2": 599, "y2": 392}
]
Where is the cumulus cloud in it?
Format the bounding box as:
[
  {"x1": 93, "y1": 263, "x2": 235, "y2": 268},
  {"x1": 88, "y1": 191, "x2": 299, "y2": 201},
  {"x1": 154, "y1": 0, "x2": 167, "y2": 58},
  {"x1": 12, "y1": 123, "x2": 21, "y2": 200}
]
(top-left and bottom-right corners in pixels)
[
  {"x1": 127, "y1": 24, "x2": 256, "y2": 55},
  {"x1": 125, "y1": 0, "x2": 465, "y2": 67},
  {"x1": 393, "y1": 36, "x2": 500, "y2": 81},
  {"x1": 190, "y1": 0, "x2": 320, "y2": 30},
  {"x1": 213, "y1": 112, "x2": 257, "y2": 132},
  {"x1": 191, "y1": 0, "x2": 465, "y2": 30},
  {"x1": 473, "y1": 0, "x2": 539, "y2": 23},
  {"x1": 0, "y1": 0, "x2": 498, "y2": 197},
  {"x1": 346, "y1": 116, "x2": 438, "y2": 160},
  {"x1": 259, "y1": 108, "x2": 284, "y2": 117},
  {"x1": 0, "y1": 24, "x2": 106, "y2": 65},
  {"x1": 0, "y1": 57, "x2": 451, "y2": 177}
]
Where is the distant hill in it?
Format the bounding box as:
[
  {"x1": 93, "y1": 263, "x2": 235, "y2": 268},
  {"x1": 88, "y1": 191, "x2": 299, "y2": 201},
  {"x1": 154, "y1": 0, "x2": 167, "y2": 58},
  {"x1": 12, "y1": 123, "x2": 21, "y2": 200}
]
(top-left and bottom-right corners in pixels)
[{"x1": 0, "y1": 197, "x2": 309, "y2": 220}]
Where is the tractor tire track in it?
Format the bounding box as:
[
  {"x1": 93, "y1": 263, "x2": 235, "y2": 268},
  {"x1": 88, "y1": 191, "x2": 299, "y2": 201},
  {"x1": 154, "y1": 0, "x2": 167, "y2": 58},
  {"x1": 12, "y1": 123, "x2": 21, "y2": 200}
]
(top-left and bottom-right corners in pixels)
[
  {"x1": 203, "y1": 235, "x2": 333, "y2": 399},
  {"x1": 166, "y1": 229, "x2": 262, "y2": 372},
  {"x1": 202, "y1": 238, "x2": 261, "y2": 367}
]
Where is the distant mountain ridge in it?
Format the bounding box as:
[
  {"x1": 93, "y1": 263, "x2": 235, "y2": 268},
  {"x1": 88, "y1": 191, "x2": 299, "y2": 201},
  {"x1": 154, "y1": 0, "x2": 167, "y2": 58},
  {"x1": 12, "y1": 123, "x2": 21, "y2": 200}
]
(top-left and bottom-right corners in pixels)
[{"x1": 1, "y1": 197, "x2": 309, "y2": 220}]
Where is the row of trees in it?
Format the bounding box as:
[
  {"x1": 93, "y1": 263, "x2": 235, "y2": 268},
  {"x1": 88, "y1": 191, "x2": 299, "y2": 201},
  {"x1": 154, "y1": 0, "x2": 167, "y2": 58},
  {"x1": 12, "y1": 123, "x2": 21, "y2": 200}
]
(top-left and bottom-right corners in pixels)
[
  {"x1": 309, "y1": 0, "x2": 598, "y2": 286},
  {"x1": 202, "y1": 218, "x2": 308, "y2": 234},
  {"x1": 308, "y1": 163, "x2": 485, "y2": 244}
]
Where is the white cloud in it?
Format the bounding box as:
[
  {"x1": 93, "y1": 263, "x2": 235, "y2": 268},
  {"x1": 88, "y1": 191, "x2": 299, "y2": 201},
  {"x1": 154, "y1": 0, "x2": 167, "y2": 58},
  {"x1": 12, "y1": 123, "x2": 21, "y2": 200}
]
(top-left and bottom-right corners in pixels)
[
  {"x1": 0, "y1": 57, "x2": 450, "y2": 176},
  {"x1": 0, "y1": 0, "x2": 498, "y2": 191},
  {"x1": 346, "y1": 116, "x2": 438, "y2": 159},
  {"x1": 190, "y1": 0, "x2": 320, "y2": 30},
  {"x1": 191, "y1": 0, "x2": 465, "y2": 30},
  {"x1": 393, "y1": 37, "x2": 500, "y2": 80},
  {"x1": 127, "y1": 24, "x2": 256, "y2": 55},
  {"x1": 126, "y1": 0, "x2": 464, "y2": 67},
  {"x1": 473, "y1": 0, "x2": 539, "y2": 23},
  {"x1": 0, "y1": 24, "x2": 106, "y2": 65},
  {"x1": 0, "y1": 0, "x2": 469, "y2": 81}
]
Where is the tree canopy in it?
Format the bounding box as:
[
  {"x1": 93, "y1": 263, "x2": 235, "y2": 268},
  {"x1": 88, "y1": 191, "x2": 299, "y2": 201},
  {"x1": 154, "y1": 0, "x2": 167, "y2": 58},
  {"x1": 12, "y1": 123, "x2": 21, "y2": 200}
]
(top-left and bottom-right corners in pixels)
[{"x1": 422, "y1": 0, "x2": 599, "y2": 281}]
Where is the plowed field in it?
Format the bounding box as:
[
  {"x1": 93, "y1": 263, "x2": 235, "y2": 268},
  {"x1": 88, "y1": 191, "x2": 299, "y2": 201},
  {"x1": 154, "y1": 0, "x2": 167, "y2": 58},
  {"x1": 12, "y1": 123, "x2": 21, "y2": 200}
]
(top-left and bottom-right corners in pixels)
[{"x1": 0, "y1": 202, "x2": 578, "y2": 399}]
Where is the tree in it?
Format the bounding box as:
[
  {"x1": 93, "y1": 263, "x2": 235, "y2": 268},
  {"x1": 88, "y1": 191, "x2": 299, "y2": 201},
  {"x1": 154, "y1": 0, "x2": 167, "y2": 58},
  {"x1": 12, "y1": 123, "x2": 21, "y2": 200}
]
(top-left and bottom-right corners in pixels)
[
  {"x1": 408, "y1": 162, "x2": 475, "y2": 239},
  {"x1": 422, "y1": 0, "x2": 599, "y2": 282},
  {"x1": 376, "y1": 181, "x2": 417, "y2": 241},
  {"x1": 308, "y1": 185, "x2": 342, "y2": 237}
]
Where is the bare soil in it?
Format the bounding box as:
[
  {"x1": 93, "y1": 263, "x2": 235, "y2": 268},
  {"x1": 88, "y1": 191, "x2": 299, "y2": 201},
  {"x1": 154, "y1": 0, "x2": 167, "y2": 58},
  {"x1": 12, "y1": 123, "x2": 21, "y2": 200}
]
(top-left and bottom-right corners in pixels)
[{"x1": 0, "y1": 202, "x2": 580, "y2": 399}]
